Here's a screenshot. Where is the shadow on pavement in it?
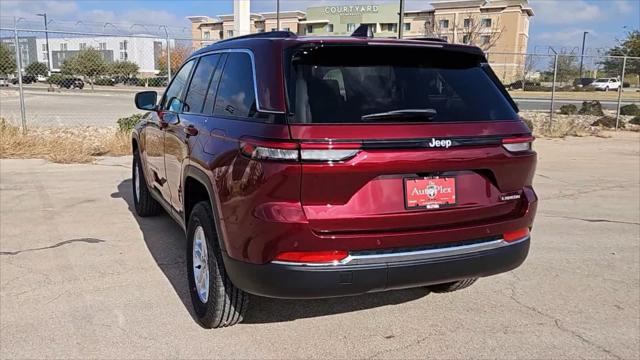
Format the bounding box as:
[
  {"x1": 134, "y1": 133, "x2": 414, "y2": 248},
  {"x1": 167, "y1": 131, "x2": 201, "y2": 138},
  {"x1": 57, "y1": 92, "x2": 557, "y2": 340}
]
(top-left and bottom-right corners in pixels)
[{"x1": 114, "y1": 179, "x2": 430, "y2": 326}]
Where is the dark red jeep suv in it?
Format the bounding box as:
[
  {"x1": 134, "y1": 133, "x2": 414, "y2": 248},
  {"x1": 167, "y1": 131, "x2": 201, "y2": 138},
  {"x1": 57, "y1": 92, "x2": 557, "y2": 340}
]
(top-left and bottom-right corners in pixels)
[{"x1": 131, "y1": 31, "x2": 537, "y2": 328}]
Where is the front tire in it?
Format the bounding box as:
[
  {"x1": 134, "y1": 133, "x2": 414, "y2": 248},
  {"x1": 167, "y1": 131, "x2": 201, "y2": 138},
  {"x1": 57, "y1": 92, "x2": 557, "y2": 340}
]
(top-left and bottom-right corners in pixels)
[
  {"x1": 428, "y1": 278, "x2": 478, "y2": 293},
  {"x1": 186, "y1": 202, "x2": 248, "y2": 328},
  {"x1": 132, "y1": 150, "x2": 161, "y2": 217}
]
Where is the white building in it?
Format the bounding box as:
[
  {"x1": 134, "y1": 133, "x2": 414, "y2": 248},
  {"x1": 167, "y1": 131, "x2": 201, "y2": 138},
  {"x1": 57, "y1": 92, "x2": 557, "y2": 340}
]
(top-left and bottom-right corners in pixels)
[{"x1": 34, "y1": 36, "x2": 172, "y2": 75}]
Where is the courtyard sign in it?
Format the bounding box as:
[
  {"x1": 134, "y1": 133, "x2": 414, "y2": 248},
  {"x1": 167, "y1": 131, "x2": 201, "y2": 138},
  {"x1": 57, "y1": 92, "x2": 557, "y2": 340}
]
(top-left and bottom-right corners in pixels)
[{"x1": 324, "y1": 5, "x2": 380, "y2": 16}]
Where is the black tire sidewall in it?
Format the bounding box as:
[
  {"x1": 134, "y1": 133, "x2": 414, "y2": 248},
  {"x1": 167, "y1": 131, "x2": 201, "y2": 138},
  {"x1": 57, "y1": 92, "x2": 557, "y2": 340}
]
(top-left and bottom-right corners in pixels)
[
  {"x1": 132, "y1": 152, "x2": 143, "y2": 212},
  {"x1": 186, "y1": 203, "x2": 223, "y2": 323}
]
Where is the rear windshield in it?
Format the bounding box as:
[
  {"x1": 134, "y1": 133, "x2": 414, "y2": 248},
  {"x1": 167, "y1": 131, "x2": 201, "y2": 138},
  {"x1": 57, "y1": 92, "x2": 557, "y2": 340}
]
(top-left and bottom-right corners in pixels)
[{"x1": 286, "y1": 45, "x2": 517, "y2": 124}]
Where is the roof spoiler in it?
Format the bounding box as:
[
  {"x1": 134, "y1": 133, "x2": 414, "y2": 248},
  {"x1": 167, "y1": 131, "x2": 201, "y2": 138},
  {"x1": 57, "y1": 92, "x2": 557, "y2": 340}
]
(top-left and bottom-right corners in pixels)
[
  {"x1": 351, "y1": 24, "x2": 374, "y2": 38},
  {"x1": 409, "y1": 37, "x2": 448, "y2": 43},
  {"x1": 216, "y1": 30, "x2": 297, "y2": 44}
]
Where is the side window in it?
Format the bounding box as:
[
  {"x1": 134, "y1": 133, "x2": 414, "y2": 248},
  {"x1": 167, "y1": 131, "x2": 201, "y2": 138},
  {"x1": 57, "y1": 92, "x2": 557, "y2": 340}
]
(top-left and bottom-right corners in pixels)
[
  {"x1": 213, "y1": 52, "x2": 257, "y2": 119},
  {"x1": 184, "y1": 54, "x2": 221, "y2": 114},
  {"x1": 161, "y1": 59, "x2": 195, "y2": 112}
]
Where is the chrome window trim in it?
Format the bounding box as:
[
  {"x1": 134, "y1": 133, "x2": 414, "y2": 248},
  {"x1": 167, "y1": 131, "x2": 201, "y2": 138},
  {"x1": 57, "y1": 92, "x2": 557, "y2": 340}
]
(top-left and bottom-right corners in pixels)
[
  {"x1": 189, "y1": 48, "x2": 285, "y2": 114},
  {"x1": 271, "y1": 236, "x2": 529, "y2": 267}
]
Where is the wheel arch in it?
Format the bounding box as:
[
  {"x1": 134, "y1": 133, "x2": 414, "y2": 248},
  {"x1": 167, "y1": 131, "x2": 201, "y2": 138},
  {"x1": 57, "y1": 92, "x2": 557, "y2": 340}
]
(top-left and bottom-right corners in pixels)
[{"x1": 183, "y1": 166, "x2": 228, "y2": 253}]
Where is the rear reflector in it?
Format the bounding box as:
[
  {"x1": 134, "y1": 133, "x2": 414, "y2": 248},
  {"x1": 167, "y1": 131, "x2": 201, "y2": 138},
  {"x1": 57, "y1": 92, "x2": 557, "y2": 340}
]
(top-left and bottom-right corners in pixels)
[
  {"x1": 502, "y1": 136, "x2": 534, "y2": 153},
  {"x1": 273, "y1": 250, "x2": 349, "y2": 264},
  {"x1": 503, "y1": 227, "x2": 530, "y2": 242}
]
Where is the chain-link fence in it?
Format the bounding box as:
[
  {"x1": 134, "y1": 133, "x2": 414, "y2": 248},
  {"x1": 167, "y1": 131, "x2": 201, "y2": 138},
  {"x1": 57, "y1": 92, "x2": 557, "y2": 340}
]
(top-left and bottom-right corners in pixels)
[
  {"x1": 1, "y1": 21, "x2": 639, "y2": 132},
  {"x1": 0, "y1": 18, "x2": 208, "y2": 130},
  {"x1": 487, "y1": 51, "x2": 640, "y2": 130}
]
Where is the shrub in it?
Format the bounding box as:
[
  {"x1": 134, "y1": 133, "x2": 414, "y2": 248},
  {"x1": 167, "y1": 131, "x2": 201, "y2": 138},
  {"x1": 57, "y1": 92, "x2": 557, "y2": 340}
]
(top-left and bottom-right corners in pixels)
[
  {"x1": 523, "y1": 85, "x2": 552, "y2": 92},
  {"x1": 94, "y1": 77, "x2": 115, "y2": 86},
  {"x1": 579, "y1": 100, "x2": 604, "y2": 116},
  {"x1": 148, "y1": 77, "x2": 167, "y2": 87},
  {"x1": 25, "y1": 62, "x2": 48, "y2": 77},
  {"x1": 47, "y1": 73, "x2": 65, "y2": 85},
  {"x1": 620, "y1": 104, "x2": 640, "y2": 116},
  {"x1": 630, "y1": 116, "x2": 640, "y2": 125},
  {"x1": 117, "y1": 113, "x2": 144, "y2": 133},
  {"x1": 559, "y1": 104, "x2": 577, "y2": 115},
  {"x1": 591, "y1": 116, "x2": 625, "y2": 129}
]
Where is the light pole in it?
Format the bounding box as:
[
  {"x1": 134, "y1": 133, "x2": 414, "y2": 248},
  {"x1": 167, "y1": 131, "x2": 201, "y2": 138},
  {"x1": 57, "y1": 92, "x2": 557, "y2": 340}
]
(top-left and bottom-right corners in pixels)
[
  {"x1": 398, "y1": 0, "x2": 405, "y2": 39},
  {"x1": 36, "y1": 13, "x2": 51, "y2": 76},
  {"x1": 578, "y1": 31, "x2": 588, "y2": 78},
  {"x1": 276, "y1": 0, "x2": 280, "y2": 31}
]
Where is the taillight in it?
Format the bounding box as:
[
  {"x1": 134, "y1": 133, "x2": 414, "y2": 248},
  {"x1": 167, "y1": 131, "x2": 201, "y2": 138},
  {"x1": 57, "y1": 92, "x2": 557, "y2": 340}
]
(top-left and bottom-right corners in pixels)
[
  {"x1": 239, "y1": 138, "x2": 299, "y2": 161},
  {"x1": 503, "y1": 227, "x2": 530, "y2": 242},
  {"x1": 239, "y1": 138, "x2": 361, "y2": 162},
  {"x1": 273, "y1": 250, "x2": 349, "y2": 264},
  {"x1": 502, "y1": 136, "x2": 534, "y2": 153},
  {"x1": 300, "y1": 142, "x2": 361, "y2": 162}
]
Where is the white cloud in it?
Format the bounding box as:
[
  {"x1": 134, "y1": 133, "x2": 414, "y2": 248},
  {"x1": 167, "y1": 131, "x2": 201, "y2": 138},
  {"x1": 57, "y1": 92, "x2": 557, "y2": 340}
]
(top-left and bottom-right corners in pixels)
[
  {"x1": 0, "y1": 0, "x2": 188, "y2": 35},
  {"x1": 530, "y1": 0, "x2": 603, "y2": 24},
  {"x1": 0, "y1": 0, "x2": 79, "y2": 19},
  {"x1": 614, "y1": 0, "x2": 634, "y2": 13},
  {"x1": 534, "y1": 28, "x2": 620, "y2": 52}
]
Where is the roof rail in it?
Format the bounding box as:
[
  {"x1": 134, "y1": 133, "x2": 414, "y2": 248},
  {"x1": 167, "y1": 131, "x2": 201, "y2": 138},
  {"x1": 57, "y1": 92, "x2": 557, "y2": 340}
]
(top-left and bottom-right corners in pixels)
[
  {"x1": 351, "y1": 24, "x2": 374, "y2": 38},
  {"x1": 408, "y1": 37, "x2": 448, "y2": 43},
  {"x1": 216, "y1": 30, "x2": 297, "y2": 44}
]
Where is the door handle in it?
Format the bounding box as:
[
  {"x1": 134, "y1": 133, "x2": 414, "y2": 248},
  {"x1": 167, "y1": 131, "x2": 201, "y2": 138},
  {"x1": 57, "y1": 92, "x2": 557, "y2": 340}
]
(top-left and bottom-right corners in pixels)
[{"x1": 183, "y1": 125, "x2": 198, "y2": 137}]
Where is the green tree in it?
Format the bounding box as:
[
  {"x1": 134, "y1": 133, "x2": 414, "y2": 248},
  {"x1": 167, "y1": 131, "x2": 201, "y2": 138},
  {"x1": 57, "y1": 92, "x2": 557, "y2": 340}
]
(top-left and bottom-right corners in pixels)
[
  {"x1": 600, "y1": 30, "x2": 640, "y2": 78},
  {"x1": 25, "y1": 62, "x2": 48, "y2": 77},
  {"x1": 0, "y1": 43, "x2": 16, "y2": 76},
  {"x1": 108, "y1": 60, "x2": 139, "y2": 78},
  {"x1": 60, "y1": 48, "x2": 107, "y2": 90},
  {"x1": 544, "y1": 53, "x2": 579, "y2": 82}
]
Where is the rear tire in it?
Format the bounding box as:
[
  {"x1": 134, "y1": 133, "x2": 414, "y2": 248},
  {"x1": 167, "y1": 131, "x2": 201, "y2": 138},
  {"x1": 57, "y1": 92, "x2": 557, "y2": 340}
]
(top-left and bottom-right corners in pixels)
[
  {"x1": 428, "y1": 278, "x2": 478, "y2": 293},
  {"x1": 132, "y1": 150, "x2": 161, "y2": 217},
  {"x1": 187, "y1": 202, "x2": 248, "y2": 328}
]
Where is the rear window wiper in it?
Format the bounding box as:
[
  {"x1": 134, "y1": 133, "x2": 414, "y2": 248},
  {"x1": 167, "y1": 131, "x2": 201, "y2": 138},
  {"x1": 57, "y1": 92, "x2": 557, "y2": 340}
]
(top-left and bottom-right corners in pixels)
[{"x1": 361, "y1": 109, "x2": 437, "y2": 122}]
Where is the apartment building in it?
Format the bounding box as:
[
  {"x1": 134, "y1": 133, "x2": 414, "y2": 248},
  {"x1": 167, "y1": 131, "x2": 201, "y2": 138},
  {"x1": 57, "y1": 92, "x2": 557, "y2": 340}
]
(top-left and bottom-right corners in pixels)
[
  {"x1": 34, "y1": 36, "x2": 171, "y2": 75},
  {"x1": 187, "y1": 11, "x2": 306, "y2": 49},
  {"x1": 188, "y1": 0, "x2": 533, "y2": 81}
]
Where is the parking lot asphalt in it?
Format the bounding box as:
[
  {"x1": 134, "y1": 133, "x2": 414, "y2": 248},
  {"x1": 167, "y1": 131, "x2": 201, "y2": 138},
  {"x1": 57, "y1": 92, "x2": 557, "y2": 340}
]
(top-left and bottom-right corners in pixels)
[{"x1": 1, "y1": 132, "x2": 639, "y2": 359}]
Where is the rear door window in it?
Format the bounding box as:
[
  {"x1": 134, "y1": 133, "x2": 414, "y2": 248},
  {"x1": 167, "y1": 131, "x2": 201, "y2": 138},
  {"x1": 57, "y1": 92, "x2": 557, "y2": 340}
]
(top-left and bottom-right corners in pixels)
[
  {"x1": 213, "y1": 52, "x2": 257, "y2": 119},
  {"x1": 286, "y1": 46, "x2": 517, "y2": 123},
  {"x1": 184, "y1": 54, "x2": 221, "y2": 114}
]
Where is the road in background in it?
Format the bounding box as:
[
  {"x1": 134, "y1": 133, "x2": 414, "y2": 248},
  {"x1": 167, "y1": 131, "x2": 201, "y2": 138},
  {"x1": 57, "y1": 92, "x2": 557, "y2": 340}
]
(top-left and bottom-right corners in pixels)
[
  {"x1": 0, "y1": 90, "x2": 138, "y2": 127},
  {"x1": 2, "y1": 88, "x2": 639, "y2": 128},
  {"x1": 513, "y1": 98, "x2": 638, "y2": 111},
  {"x1": 1, "y1": 133, "x2": 638, "y2": 358}
]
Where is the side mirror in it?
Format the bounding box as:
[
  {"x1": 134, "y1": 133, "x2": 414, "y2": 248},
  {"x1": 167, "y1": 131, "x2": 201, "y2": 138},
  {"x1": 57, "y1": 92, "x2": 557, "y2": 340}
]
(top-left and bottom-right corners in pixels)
[{"x1": 135, "y1": 91, "x2": 157, "y2": 111}]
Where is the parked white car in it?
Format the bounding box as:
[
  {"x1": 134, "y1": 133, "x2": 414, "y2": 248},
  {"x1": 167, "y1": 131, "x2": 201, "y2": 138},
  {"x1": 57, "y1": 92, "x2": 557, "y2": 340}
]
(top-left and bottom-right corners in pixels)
[{"x1": 591, "y1": 78, "x2": 621, "y2": 91}]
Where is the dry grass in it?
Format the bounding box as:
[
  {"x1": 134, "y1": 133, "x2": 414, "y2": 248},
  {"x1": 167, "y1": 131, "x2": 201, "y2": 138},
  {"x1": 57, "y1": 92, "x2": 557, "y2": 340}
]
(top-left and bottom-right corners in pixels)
[{"x1": 0, "y1": 120, "x2": 132, "y2": 163}]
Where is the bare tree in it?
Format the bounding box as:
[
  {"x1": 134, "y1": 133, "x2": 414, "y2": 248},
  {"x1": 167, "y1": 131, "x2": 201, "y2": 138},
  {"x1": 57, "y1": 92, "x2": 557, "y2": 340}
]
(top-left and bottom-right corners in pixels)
[{"x1": 430, "y1": 13, "x2": 504, "y2": 51}]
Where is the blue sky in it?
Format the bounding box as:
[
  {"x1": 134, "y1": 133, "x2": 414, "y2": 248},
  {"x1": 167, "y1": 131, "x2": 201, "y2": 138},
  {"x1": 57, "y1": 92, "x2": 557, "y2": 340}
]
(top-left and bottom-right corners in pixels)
[{"x1": 1, "y1": 0, "x2": 639, "y2": 52}]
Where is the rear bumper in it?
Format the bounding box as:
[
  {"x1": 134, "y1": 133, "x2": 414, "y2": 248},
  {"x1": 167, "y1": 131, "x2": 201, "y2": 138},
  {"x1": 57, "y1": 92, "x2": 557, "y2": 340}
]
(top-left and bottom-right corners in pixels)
[{"x1": 223, "y1": 236, "x2": 530, "y2": 299}]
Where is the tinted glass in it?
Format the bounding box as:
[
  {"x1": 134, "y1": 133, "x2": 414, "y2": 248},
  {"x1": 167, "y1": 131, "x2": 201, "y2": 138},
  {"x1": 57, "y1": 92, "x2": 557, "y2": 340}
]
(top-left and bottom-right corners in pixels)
[
  {"x1": 213, "y1": 52, "x2": 257, "y2": 119},
  {"x1": 184, "y1": 54, "x2": 221, "y2": 114},
  {"x1": 161, "y1": 59, "x2": 195, "y2": 112},
  {"x1": 287, "y1": 46, "x2": 517, "y2": 124}
]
